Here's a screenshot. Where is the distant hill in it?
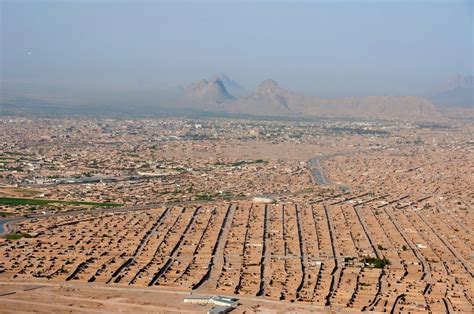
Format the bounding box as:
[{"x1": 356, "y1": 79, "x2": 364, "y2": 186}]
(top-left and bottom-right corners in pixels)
[
  {"x1": 228, "y1": 79, "x2": 296, "y2": 115},
  {"x1": 229, "y1": 79, "x2": 442, "y2": 121},
  {"x1": 1, "y1": 75, "x2": 444, "y2": 121},
  {"x1": 210, "y1": 73, "x2": 248, "y2": 98},
  {"x1": 430, "y1": 75, "x2": 474, "y2": 108},
  {"x1": 184, "y1": 78, "x2": 236, "y2": 110}
]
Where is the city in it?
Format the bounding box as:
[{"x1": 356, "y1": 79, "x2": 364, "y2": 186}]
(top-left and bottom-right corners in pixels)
[
  {"x1": 0, "y1": 116, "x2": 471, "y2": 312},
  {"x1": 1, "y1": 1, "x2": 472, "y2": 312}
]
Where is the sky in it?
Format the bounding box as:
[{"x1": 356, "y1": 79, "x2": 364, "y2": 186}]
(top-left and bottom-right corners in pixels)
[{"x1": 1, "y1": 0, "x2": 473, "y2": 102}]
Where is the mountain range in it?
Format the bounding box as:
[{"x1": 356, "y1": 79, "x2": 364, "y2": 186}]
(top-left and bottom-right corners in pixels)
[
  {"x1": 184, "y1": 78, "x2": 236, "y2": 110},
  {"x1": 210, "y1": 73, "x2": 248, "y2": 98},
  {"x1": 5, "y1": 73, "x2": 472, "y2": 121},
  {"x1": 180, "y1": 76, "x2": 443, "y2": 121},
  {"x1": 430, "y1": 75, "x2": 474, "y2": 108}
]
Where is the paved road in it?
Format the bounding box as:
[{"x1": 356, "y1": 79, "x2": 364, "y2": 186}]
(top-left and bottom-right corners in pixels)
[
  {"x1": 0, "y1": 218, "x2": 24, "y2": 235},
  {"x1": 308, "y1": 157, "x2": 329, "y2": 185},
  {"x1": 307, "y1": 154, "x2": 351, "y2": 193},
  {"x1": 306, "y1": 146, "x2": 409, "y2": 190}
]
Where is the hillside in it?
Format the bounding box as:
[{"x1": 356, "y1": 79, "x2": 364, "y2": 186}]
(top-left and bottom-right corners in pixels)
[
  {"x1": 430, "y1": 75, "x2": 474, "y2": 108},
  {"x1": 228, "y1": 79, "x2": 442, "y2": 121}
]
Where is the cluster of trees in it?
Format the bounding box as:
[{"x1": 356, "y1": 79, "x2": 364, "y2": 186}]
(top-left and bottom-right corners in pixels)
[{"x1": 363, "y1": 256, "x2": 391, "y2": 268}]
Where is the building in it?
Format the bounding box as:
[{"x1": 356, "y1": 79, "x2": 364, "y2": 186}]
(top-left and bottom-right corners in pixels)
[
  {"x1": 252, "y1": 196, "x2": 275, "y2": 203},
  {"x1": 183, "y1": 295, "x2": 238, "y2": 313}
]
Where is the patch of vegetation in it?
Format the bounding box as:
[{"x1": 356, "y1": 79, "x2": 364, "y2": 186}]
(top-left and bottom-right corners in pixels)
[
  {"x1": 173, "y1": 167, "x2": 188, "y2": 173},
  {"x1": 416, "y1": 123, "x2": 450, "y2": 130},
  {"x1": 8, "y1": 167, "x2": 24, "y2": 172},
  {"x1": 184, "y1": 133, "x2": 217, "y2": 141},
  {"x1": 215, "y1": 159, "x2": 268, "y2": 167},
  {"x1": 231, "y1": 160, "x2": 246, "y2": 167},
  {"x1": 233, "y1": 159, "x2": 267, "y2": 167},
  {"x1": 0, "y1": 197, "x2": 121, "y2": 207},
  {"x1": 8, "y1": 188, "x2": 42, "y2": 196},
  {"x1": 0, "y1": 212, "x2": 14, "y2": 217},
  {"x1": 344, "y1": 256, "x2": 356, "y2": 263},
  {"x1": 195, "y1": 192, "x2": 215, "y2": 201},
  {"x1": 326, "y1": 127, "x2": 389, "y2": 136},
  {"x1": 362, "y1": 256, "x2": 391, "y2": 268},
  {"x1": 3, "y1": 232, "x2": 32, "y2": 240}
]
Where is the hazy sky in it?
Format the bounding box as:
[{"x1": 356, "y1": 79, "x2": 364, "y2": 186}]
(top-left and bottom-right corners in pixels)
[{"x1": 1, "y1": 0, "x2": 473, "y2": 99}]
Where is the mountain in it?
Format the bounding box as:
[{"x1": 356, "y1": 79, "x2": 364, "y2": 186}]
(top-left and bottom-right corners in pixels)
[
  {"x1": 210, "y1": 73, "x2": 248, "y2": 98},
  {"x1": 228, "y1": 79, "x2": 306, "y2": 115},
  {"x1": 1, "y1": 74, "x2": 443, "y2": 121},
  {"x1": 441, "y1": 75, "x2": 473, "y2": 90},
  {"x1": 318, "y1": 96, "x2": 443, "y2": 120},
  {"x1": 184, "y1": 78, "x2": 236, "y2": 110},
  {"x1": 229, "y1": 79, "x2": 442, "y2": 121},
  {"x1": 430, "y1": 75, "x2": 474, "y2": 108}
]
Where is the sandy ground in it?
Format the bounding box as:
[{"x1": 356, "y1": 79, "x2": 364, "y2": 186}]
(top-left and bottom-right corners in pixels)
[
  {"x1": 0, "y1": 188, "x2": 43, "y2": 198},
  {"x1": 0, "y1": 280, "x2": 344, "y2": 314}
]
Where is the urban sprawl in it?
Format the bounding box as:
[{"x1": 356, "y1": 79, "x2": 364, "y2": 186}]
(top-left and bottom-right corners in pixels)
[{"x1": 0, "y1": 117, "x2": 472, "y2": 313}]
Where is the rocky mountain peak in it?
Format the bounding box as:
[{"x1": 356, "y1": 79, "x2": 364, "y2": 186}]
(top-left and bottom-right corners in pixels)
[{"x1": 257, "y1": 79, "x2": 280, "y2": 93}]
